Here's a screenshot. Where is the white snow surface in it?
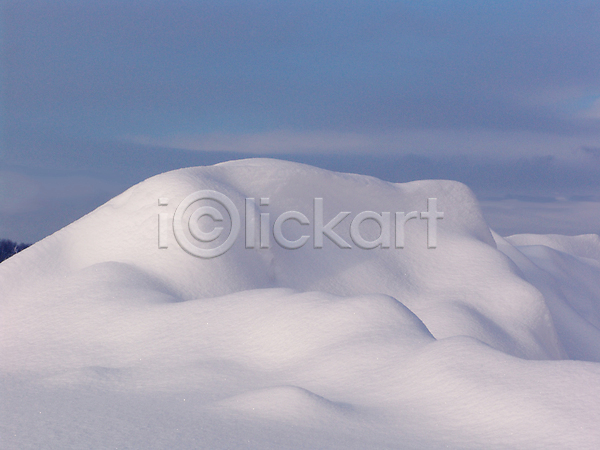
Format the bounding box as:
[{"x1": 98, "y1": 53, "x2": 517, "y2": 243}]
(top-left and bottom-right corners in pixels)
[{"x1": 2, "y1": 158, "x2": 600, "y2": 449}]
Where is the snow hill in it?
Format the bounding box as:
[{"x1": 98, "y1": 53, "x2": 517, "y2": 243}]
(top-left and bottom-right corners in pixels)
[{"x1": 2, "y1": 158, "x2": 600, "y2": 449}]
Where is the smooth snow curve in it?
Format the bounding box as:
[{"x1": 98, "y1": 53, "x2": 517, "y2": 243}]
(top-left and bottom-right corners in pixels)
[{"x1": 1, "y1": 158, "x2": 600, "y2": 449}]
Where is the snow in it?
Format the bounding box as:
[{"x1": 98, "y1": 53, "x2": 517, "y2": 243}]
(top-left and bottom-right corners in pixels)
[{"x1": 2, "y1": 158, "x2": 600, "y2": 449}]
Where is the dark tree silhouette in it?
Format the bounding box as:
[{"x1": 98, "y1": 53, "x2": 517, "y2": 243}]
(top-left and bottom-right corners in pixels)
[{"x1": 0, "y1": 239, "x2": 31, "y2": 263}]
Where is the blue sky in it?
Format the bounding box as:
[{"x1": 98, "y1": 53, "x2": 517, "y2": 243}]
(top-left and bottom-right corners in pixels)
[{"x1": 2, "y1": 0, "x2": 600, "y2": 241}]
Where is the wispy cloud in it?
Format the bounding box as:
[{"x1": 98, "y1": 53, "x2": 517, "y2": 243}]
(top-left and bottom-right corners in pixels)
[{"x1": 126, "y1": 128, "x2": 600, "y2": 161}]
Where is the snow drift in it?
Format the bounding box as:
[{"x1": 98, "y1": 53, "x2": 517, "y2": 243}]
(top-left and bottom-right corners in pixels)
[{"x1": 2, "y1": 158, "x2": 600, "y2": 449}]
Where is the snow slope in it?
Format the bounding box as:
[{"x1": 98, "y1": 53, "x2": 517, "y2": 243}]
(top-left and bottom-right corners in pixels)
[{"x1": 2, "y1": 158, "x2": 600, "y2": 449}]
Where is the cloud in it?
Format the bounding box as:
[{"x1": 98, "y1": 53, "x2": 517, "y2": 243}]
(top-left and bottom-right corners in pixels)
[
  {"x1": 128, "y1": 130, "x2": 375, "y2": 155},
  {"x1": 126, "y1": 128, "x2": 600, "y2": 160},
  {"x1": 480, "y1": 198, "x2": 600, "y2": 236}
]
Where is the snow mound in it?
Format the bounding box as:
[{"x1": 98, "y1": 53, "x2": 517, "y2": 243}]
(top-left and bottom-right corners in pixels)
[
  {"x1": 505, "y1": 233, "x2": 600, "y2": 262},
  {"x1": 2, "y1": 158, "x2": 600, "y2": 449},
  {"x1": 496, "y1": 232, "x2": 600, "y2": 362}
]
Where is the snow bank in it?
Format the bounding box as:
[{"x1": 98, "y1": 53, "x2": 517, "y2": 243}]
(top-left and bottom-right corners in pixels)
[
  {"x1": 497, "y1": 232, "x2": 600, "y2": 363},
  {"x1": 2, "y1": 159, "x2": 600, "y2": 449}
]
